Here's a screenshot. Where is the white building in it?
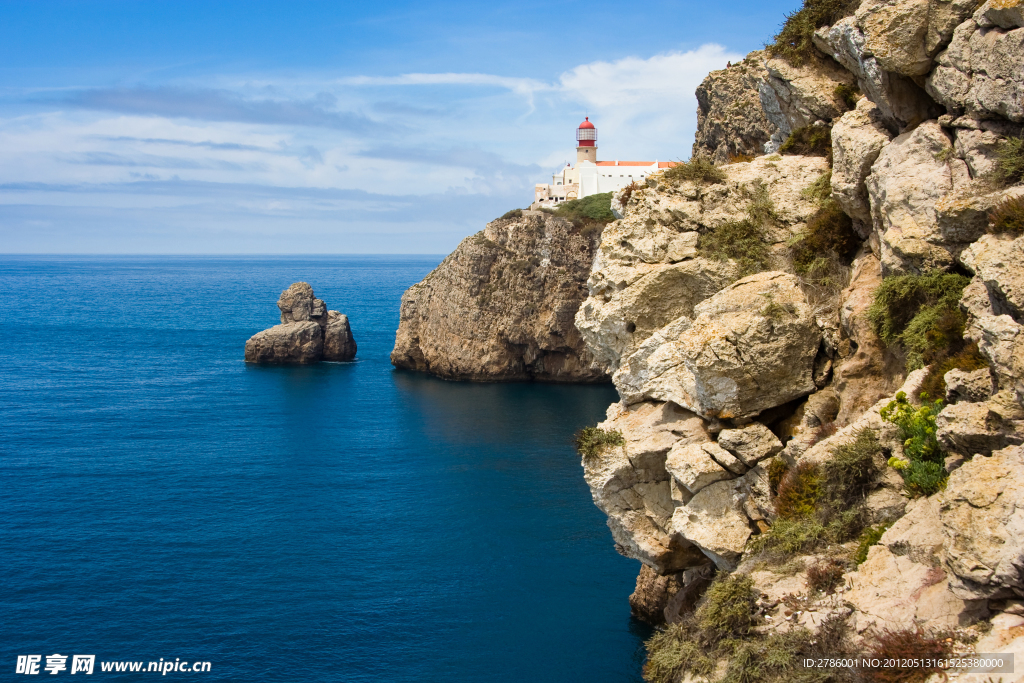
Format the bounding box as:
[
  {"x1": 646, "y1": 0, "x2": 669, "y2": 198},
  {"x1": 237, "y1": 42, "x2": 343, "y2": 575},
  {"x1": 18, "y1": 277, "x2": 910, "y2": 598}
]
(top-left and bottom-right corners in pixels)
[{"x1": 533, "y1": 117, "x2": 676, "y2": 208}]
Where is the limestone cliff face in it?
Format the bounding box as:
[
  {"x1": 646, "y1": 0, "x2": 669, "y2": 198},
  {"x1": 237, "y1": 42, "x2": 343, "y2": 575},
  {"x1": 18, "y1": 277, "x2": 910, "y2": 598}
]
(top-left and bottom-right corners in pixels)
[
  {"x1": 391, "y1": 212, "x2": 606, "y2": 382},
  {"x1": 575, "y1": 0, "x2": 1024, "y2": 663}
]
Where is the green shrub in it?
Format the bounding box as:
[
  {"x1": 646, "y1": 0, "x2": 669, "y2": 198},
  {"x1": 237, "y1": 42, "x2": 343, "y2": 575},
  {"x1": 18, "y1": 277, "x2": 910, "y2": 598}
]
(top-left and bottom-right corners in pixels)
[
  {"x1": 853, "y1": 523, "x2": 890, "y2": 565},
  {"x1": 880, "y1": 391, "x2": 947, "y2": 496},
  {"x1": 499, "y1": 208, "x2": 523, "y2": 220},
  {"x1": 748, "y1": 516, "x2": 830, "y2": 557},
  {"x1": 903, "y1": 460, "x2": 947, "y2": 497},
  {"x1": 662, "y1": 156, "x2": 727, "y2": 185},
  {"x1": 573, "y1": 426, "x2": 624, "y2": 460},
  {"x1": 697, "y1": 574, "x2": 758, "y2": 642},
  {"x1": 779, "y1": 125, "x2": 832, "y2": 157},
  {"x1": 988, "y1": 194, "x2": 1024, "y2": 235},
  {"x1": 549, "y1": 192, "x2": 615, "y2": 223},
  {"x1": 644, "y1": 574, "x2": 758, "y2": 683},
  {"x1": 752, "y1": 431, "x2": 880, "y2": 561},
  {"x1": 834, "y1": 83, "x2": 860, "y2": 110},
  {"x1": 701, "y1": 180, "x2": 776, "y2": 277},
  {"x1": 767, "y1": 0, "x2": 858, "y2": 66},
  {"x1": 789, "y1": 198, "x2": 858, "y2": 294},
  {"x1": 645, "y1": 572, "x2": 856, "y2": 683},
  {"x1": 800, "y1": 170, "x2": 833, "y2": 204},
  {"x1": 868, "y1": 270, "x2": 971, "y2": 370},
  {"x1": 919, "y1": 341, "x2": 989, "y2": 401},
  {"x1": 995, "y1": 136, "x2": 1024, "y2": 187}
]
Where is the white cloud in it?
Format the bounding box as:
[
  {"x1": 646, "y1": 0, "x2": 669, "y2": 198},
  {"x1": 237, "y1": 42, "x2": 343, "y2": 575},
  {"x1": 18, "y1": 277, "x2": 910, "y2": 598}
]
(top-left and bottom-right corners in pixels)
[
  {"x1": 555, "y1": 44, "x2": 743, "y2": 160},
  {"x1": 0, "y1": 43, "x2": 743, "y2": 252}
]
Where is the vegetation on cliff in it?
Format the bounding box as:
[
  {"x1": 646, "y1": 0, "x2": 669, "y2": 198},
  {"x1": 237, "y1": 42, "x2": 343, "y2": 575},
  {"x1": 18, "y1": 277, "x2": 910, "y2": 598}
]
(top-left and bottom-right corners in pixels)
[
  {"x1": 880, "y1": 392, "x2": 947, "y2": 496},
  {"x1": 645, "y1": 572, "x2": 855, "y2": 683},
  {"x1": 767, "y1": 0, "x2": 858, "y2": 66},
  {"x1": 544, "y1": 192, "x2": 615, "y2": 223},
  {"x1": 867, "y1": 271, "x2": 971, "y2": 372},
  {"x1": 749, "y1": 430, "x2": 881, "y2": 560},
  {"x1": 662, "y1": 156, "x2": 727, "y2": 185},
  {"x1": 573, "y1": 426, "x2": 625, "y2": 460},
  {"x1": 988, "y1": 195, "x2": 1024, "y2": 235},
  {"x1": 790, "y1": 171, "x2": 858, "y2": 295},
  {"x1": 995, "y1": 137, "x2": 1024, "y2": 187},
  {"x1": 699, "y1": 180, "x2": 776, "y2": 276}
]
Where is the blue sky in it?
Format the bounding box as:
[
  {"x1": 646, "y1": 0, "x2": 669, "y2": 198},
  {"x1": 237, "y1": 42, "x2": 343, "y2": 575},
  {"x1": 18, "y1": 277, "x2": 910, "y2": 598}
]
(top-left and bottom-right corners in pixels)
[{"x1": 0, "y1": 0, "x2": 799, "y2": 253}]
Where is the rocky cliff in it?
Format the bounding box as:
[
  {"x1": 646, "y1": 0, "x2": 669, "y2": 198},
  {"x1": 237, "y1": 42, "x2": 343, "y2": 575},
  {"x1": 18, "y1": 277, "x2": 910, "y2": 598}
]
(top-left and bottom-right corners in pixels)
[
  {"x1": 391, "y1": 211, "x2": 606, "y2": 382},
  {"x1": 572, "y1": 0, "x2": 1024, "y2": 679},
  {"x1": 390, "y1": 0, "x2": 1024, "y2": 674}
]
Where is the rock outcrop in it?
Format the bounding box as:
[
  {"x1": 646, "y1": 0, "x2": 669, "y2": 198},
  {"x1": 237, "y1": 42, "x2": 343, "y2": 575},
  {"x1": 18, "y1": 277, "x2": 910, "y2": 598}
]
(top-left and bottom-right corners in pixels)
[
  {"x1": 927, "y1": 1, "x2": 1024, "y2": 124},
  {"x1": 693, "y1": 52, "x2": 779, "y2": 162},
  {"x1": 614, "y1": 271, "x2": 822, "y2": 419},
  {"x1": 942, "y1": 445, "x2": 1024, "y2": 600},
  {"x1": 759, "y1": 53, "x2": 858, "y2": 150},
  {"x1": 576, "y1": 154, "x2": 828, "y2": 374},
  {"x1": 391, "y1": 212, "x2": 605, "y2": 382},
  {"x1": 245, "y1": 283, "x2": 356, "y2": 364}
]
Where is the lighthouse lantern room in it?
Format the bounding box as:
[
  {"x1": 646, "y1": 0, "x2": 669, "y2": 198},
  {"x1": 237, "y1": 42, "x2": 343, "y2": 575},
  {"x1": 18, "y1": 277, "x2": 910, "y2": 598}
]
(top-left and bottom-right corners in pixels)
[{"x1": 576, "y1": 117, "x2": 597, "y2": 163}]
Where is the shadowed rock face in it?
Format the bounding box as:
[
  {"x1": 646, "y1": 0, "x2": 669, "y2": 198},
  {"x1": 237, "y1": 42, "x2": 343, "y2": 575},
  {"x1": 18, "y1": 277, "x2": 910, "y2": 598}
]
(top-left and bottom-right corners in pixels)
[
  {"x1": 245, "y1": 282, "x2": 356, "y2": 364},
  {"x1": 390, "y1": 212, "x2": 607, "y2": 382}
]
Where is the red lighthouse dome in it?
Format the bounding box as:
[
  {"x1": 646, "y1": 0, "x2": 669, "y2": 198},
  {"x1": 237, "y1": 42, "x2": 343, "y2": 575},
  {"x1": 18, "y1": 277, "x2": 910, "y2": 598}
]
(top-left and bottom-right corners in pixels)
[{"x1": 576, "y1": 117, "x2": 597, "y2": 147}]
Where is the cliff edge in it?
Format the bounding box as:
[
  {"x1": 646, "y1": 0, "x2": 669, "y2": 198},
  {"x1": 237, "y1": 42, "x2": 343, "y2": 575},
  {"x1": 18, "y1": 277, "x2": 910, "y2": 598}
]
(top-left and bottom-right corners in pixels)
[{"x1": 391, "y1": 211, "x2": 607, "y2": 382}]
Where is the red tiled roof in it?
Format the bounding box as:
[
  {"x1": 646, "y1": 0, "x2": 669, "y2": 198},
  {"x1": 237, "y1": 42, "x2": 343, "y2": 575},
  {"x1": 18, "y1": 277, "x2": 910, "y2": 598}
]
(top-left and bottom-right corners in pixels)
[{"x1": 594, "y1": 161, "x2": 679, "y2": 168}]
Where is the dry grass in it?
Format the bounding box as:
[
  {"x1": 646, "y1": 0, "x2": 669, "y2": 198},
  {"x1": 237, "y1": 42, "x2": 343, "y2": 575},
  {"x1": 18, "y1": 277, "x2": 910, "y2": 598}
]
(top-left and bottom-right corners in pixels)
[
  {"x1": 662, "y1": 156, "x2": 727, "y2": 185},
  {"x1": 988, "y1": 194, "x2": 1024, "y2": 235}
]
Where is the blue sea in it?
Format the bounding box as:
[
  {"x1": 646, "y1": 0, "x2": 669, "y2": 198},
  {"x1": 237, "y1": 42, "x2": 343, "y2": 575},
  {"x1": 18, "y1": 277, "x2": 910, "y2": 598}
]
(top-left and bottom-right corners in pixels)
[{"x1": 0, "y1": 256, "x2": 648, "y2": 682}]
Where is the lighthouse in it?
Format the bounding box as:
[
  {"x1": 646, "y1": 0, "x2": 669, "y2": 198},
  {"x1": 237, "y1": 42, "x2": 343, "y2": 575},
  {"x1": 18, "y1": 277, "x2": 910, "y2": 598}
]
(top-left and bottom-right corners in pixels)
[
  {"x1": 576, "y1": 117, "x2": 597, "y2": 164},
  {"x1": 531, "y1": 117, "x2": 676, "y2": 208}
]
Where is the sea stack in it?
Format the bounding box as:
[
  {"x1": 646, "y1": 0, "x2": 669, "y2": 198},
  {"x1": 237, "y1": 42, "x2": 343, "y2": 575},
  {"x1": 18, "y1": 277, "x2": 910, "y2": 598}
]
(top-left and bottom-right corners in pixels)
[{"x1": 245, "y1": 282, "x2": 356, "y2": 364}]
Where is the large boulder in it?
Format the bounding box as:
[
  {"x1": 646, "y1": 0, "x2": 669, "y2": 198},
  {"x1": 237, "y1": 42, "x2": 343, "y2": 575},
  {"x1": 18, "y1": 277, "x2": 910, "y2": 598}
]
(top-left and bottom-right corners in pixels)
[
  {"x1": 669, "y1": 478, "x2": 753, "y2": 571},
  {"x1": 961, "y1": 234, "x2": 1024, "y2": 322},
  {"x1": 942, "y1": 445, "x2": 1024, "y2": 599},
  {"x1": 391, "y1": 212, "x2": 605, "y2": 382},
  {"x1": 865, "y1": 120, "x2": 964, "y2": 273},
  {"x1": 937, "y1": 396, "x2": 1024, "y2": 456},
  {"x1": 715, "y1": 423, "x2": 783, "y2": 467},
  {"x1": 831, "y1": 98, "x2": 894, "y2": 229},
  {"x1": 927, "y1": 3, "x2": 1024, "y2": 123},
  {"x1": 846, "y1": 496, "x2": 988, "y2": 632},
  {"x1": 692, "y1": 51, "x2": 779, "y2": 163},
  {"x1": 245, "y1": 282, "x2": 356, "y2": 364},
  {"x1": 244, "y1": 321, "x2": 323, "y2": 364},
  {"x1": 855, "y1": 0, "x2": 982, "y2": 76},
  {"x1": 613, "y1": 271, "x2": 822, "y2": 420},
  {"x1": 323, "y1": 312, "x2": 357, "y2": 362}
]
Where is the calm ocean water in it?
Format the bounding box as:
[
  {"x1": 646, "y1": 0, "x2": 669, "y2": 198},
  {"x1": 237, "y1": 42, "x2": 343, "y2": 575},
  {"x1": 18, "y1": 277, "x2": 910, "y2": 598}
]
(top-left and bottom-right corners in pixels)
[{"x1": 0, "y1": 256, "x2": 648, "y2": 682}]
